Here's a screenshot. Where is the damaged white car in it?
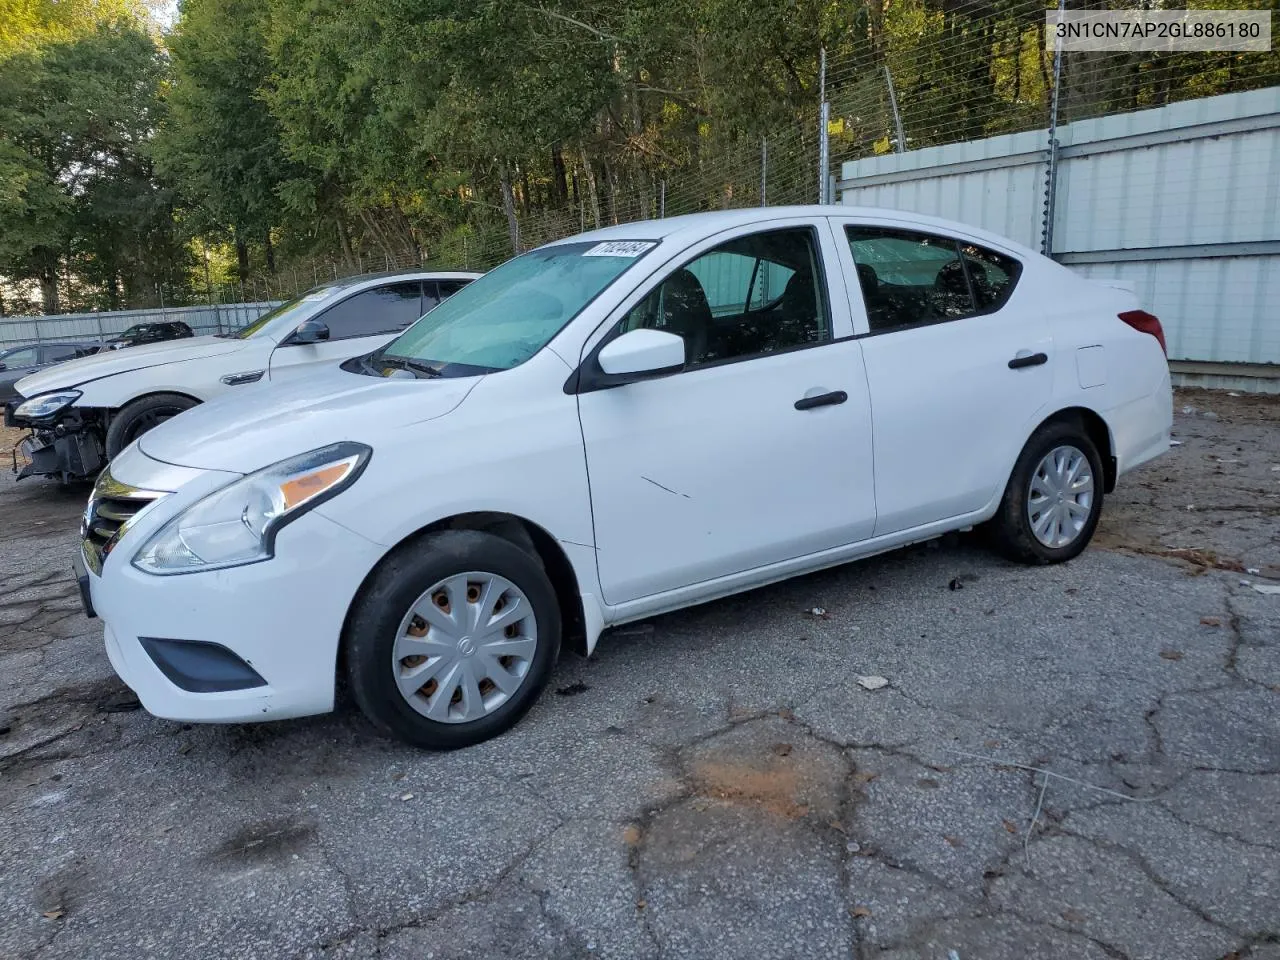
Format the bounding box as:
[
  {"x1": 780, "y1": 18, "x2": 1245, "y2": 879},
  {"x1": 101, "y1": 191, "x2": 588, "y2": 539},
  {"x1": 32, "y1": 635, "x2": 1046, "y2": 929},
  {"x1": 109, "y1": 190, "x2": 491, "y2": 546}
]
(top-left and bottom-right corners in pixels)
[
  {"x1": 7, "y1": 270, "x2": 479, "y2": 481},
  {"x1": 75, "y1": 206, "x2": 1172, "y2": 749}
]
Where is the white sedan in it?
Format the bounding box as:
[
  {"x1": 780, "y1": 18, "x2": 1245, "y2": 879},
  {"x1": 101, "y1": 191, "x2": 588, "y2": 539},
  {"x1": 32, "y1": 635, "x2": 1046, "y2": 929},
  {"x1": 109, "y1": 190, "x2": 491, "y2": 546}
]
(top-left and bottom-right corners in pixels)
[
  {"x1": 7, "y1": 270, "x2": 480, "y2": 481},
  {"x1": 75, "y1": 206, "x2": 1172, "y2": 749}
]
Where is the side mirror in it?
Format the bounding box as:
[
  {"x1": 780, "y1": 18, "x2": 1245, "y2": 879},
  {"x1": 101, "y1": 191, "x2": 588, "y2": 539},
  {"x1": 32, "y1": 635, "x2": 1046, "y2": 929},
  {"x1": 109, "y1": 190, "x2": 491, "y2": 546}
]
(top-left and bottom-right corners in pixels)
[
  {"x1": 597, "y1": 329, "x2": 686, "y2": 378},
  {"x1": 290, "y1": 320, "x2": 330, "y2": 345}
]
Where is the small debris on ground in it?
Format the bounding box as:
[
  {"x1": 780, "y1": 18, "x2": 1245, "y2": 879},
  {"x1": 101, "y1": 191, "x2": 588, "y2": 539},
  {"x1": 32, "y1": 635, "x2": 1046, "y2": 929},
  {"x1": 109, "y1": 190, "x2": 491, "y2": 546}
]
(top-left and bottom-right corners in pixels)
[
  {"x1": 851, "y1": 905, "x2": 872, "y2": 918},
  {"x1": 772, "y1": 742, "x2": 793, "y2": 757},
  {"x1": 1246, "y1": 567, "x2": 1260, "y2": 575},
  {"x1": 1002, "y1": 819, "x2": 1019, "y2": 834},
  {"x1": 807, "y1": 606, "x2": 828, "y2": 618},
  {"x1": 1169, "y1": 439, "x2": 1182, "y2": 446},
  {"x1": 399, "y1": 793, "x2": 414, "y2": 801},
  {"x1": 556, "y1": 681, "x2": 590, "y2": 696},
  {"x1": 1200, "y1": 616, "x2": 1221, "y2": 627},
  {"x1": 1160, "y1": 649, "x2": 1185, "y2": 661},
  {"x1": 944, "y1": 835, "x2": 965, "y2": 848},
  {"x1": 1062, "y1": 909, "x2": 1087, "y2": 923},
  {"x1": 948, "y1": 577, "x2": 964, "y2": 591},
  {"x1": 41, "y1": 909, "x2": 64, "y2": 921},
  {"x1": 856, "y1": 675, "x2": 889, "y2": 691},
  {"x1": 846, "y1": 841, "x2": 860, "y2": 853}
]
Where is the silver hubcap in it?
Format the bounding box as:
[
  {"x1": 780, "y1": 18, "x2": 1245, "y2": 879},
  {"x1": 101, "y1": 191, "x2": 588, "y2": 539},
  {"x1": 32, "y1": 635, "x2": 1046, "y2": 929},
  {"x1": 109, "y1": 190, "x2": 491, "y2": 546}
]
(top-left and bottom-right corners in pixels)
[
  {"x1": 1028, "y1": 445, "x2": 1095, "y2": 548},
  {"x1": 392, "y1": 572, "x2": 538, "y2": 724}
]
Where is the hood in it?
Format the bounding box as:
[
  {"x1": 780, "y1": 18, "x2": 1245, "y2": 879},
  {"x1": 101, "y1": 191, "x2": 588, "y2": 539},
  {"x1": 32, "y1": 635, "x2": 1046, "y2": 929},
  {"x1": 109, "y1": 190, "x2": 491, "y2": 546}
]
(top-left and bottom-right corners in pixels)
[
  {"x1": 137, "y1": 364, "x2": 480, "y2": 474},
  {"x1": 14, "y1": 335, "x2": 248, "y2": 397}
]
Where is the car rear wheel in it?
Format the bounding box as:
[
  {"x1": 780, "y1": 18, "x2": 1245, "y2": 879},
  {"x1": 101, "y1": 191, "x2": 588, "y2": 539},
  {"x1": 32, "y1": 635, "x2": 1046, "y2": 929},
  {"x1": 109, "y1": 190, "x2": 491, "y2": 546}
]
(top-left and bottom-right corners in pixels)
[
  {"x1": 985, "y1": 419, "x2": 1104, "y2": 565},
  {"x1": 104, "y1": 393, "x2": 198, "y2": 458},
  {"x1": 344, "y1": 529, "x2": 561, "y2": 749}
]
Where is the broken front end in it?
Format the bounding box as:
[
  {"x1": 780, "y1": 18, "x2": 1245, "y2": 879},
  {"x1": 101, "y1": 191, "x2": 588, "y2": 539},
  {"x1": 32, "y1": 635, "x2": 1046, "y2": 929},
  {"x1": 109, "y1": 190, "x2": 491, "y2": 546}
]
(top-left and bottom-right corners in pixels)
[{"x1": 6, "y1": 393, "x2": 106, "y2": 482}]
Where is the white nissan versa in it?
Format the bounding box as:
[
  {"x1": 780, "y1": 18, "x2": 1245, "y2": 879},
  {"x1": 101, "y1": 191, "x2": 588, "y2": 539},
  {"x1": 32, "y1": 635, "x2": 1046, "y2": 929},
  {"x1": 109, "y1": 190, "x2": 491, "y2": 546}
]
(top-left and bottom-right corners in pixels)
[{"x1": 75, "y1": 206, "x2": 1173, "y2": 749}]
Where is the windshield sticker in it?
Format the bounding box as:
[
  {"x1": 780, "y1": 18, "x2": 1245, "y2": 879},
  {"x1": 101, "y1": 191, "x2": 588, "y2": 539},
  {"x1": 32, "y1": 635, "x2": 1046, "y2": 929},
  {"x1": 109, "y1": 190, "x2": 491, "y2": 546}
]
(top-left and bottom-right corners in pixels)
[{"x1": 582, "y1": 240, "x2": 656, "y2": 258}]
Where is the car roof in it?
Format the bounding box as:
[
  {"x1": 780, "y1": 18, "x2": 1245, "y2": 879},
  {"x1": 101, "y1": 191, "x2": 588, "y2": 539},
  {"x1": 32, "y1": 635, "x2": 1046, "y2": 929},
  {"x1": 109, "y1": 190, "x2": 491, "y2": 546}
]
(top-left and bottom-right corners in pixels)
[
  {"x1": 323, "y1": 268, "x2": 484, "y2": 289},
  {"x1": 539, "y1": 204, "x2": 1044, "y2": 262}
]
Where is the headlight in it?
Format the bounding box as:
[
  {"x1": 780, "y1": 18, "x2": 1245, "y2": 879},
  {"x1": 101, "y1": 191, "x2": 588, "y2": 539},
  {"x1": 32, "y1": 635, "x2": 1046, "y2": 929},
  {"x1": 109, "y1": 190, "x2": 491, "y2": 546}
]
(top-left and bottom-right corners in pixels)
[
  {"x1": 14, "y1": 390, "x2": 81, "y2": 420},
  {"x1": 131, "y1": 442, "x2": 371, "y2": 576}
]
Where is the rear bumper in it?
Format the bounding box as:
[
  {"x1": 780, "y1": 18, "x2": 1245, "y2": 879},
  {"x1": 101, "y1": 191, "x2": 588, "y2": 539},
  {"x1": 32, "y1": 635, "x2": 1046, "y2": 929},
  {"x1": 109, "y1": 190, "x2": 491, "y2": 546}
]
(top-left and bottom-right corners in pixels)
[{"x1": 1111, "y1": 365, "x2": 1174, "y2": 478}]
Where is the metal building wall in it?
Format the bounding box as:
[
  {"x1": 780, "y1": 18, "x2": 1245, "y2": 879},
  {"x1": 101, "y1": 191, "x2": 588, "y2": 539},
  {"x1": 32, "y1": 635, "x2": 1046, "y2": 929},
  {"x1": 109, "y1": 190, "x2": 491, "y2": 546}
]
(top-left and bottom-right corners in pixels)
[{"x1": 837, "y1": 87, "x2": 1280, "y2": 371}]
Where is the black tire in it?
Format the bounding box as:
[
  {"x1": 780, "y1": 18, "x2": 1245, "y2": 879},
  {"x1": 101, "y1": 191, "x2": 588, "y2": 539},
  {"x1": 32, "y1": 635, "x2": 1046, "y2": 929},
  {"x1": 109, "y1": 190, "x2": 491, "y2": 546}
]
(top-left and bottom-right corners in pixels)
[
  {"x1": 343, "y1": 529, "x2": 562, "y2": 750},
  {"x1": 105, "y1": 393, "x2": 198, "y2": 458},
  {"x1": 985, "y1": 418, "x2": 1104, "y2": 565}
]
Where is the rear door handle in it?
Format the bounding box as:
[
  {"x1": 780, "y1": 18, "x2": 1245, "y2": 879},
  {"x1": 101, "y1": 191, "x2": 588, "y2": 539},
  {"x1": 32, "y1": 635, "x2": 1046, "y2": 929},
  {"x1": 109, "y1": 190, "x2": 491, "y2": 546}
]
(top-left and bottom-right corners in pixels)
[
  {"x1": 1008, "y1": 352, "x2": 1048, "y2": 369},
  {"x1": 794, "y1": 390, "x2": 848, "y2": 411}
]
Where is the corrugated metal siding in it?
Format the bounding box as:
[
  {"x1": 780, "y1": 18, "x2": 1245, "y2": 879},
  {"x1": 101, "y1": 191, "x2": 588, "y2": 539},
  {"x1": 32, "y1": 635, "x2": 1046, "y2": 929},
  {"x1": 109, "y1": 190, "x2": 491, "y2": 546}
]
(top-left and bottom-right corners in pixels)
[
  {"x1": 838, "y1": 87, "x2": 1280, "y2": 367},
  {"x1": 0, "y1": 302, "x2": 281, "y2": 347},
  {"x1": 1073, "y1": 257, "x2": 1280, "y2": 364}
]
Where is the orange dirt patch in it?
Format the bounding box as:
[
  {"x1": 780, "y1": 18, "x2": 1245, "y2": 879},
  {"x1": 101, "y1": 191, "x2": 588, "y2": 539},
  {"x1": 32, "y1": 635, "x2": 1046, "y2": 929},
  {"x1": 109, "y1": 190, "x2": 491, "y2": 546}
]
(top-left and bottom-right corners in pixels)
[{"x1": 689, "y1": 758, "x2": 813, "y2": 820}]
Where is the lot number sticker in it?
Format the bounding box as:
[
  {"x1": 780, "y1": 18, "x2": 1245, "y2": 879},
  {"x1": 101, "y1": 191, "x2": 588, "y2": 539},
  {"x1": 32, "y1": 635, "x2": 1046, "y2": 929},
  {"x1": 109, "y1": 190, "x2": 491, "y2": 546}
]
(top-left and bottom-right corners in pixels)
[{"x1": 583, "y1": 240, "x2": 656, "y2": 258}]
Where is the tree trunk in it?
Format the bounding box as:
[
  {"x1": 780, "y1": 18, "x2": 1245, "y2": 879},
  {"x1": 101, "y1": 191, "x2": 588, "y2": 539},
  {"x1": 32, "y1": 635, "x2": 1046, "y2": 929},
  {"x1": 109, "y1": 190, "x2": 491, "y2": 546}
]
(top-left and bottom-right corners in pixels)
[
  {"x1": 336, "y1": 217, "x2": 356, "y2": 271},
  {"x1": 500, "y1": 164, "x2": 522, "y2": 255},
  {"x1": 264, "y1": 235, "x2": 277, "y2": 274},
  {"x1": 38, "y1": 259, "x2": 59, "y2": 314},
  {"x1": 580, "y1": 149, "x2": 601, "y2": 229},
  {"x1": 552, "y1": 145, "x2": 569, "y2": 203},
  {"x1": 235, "y1": 237, "x2": 250, "y2": 282},
  {"x1": 519, "y1": 164, "x2": 532, "y2": 216}
]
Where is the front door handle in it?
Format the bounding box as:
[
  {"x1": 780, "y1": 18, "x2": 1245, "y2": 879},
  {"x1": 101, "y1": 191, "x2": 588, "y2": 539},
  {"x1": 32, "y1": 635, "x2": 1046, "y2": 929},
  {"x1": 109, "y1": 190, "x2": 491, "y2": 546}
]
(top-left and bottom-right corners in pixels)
[
  {"x1": 1008, "y1": 352, "x2": 1048, "y2": 369},
  {"x1": 794, "y1": 390, "x2": 848, "y2": 411}
]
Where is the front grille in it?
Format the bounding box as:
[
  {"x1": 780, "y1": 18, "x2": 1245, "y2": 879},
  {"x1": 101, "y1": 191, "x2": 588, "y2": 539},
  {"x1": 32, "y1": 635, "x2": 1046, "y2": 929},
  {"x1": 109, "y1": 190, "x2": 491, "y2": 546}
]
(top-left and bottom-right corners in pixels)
[{"x1": 82, "y1": 468, "x2": 166, "y2": 574}]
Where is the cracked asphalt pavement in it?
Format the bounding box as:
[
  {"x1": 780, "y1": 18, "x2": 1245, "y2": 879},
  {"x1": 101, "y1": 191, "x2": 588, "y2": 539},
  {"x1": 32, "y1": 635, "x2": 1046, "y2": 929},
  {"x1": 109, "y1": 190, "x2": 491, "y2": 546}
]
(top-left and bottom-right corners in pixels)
[{"x1": 1, "y1": 388, "x2": 1278, "y2": 960}]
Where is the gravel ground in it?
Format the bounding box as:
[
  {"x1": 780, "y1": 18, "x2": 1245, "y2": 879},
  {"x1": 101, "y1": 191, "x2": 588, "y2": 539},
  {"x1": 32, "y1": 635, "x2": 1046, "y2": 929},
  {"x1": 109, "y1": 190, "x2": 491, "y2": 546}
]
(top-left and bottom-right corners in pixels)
[{"x1": 1, "y1": 389, "x2": 1277, "y2": 960}]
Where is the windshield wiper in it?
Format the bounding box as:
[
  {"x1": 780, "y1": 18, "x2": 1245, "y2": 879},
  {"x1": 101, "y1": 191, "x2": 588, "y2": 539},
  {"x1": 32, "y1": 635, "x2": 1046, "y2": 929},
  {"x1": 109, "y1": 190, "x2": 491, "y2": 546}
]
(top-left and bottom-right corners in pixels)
[{"x1": 378, "y1": 356, "x2": 442, "y2": 379}]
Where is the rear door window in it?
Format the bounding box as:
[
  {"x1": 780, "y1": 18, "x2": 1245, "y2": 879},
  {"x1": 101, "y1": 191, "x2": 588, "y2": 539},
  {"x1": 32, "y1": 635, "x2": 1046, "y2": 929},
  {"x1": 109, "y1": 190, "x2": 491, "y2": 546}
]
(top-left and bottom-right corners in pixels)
[
  {"x1": 41, "y1": 345, "x2": 81, "y2": 363},
  {"x1": 845, "y1": 226, "x2": 1021, "y2": 333}
]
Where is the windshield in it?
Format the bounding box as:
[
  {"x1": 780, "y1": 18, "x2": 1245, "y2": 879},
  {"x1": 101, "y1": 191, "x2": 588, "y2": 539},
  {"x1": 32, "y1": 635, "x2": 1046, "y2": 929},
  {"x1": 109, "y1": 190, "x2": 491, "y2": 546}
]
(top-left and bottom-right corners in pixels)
[
  {"x1": 225, "y1": 285, "x2": 341, "y2": 339},
  {"x1": 377, "y1": 240, "x2": 655, "y2": 375}
]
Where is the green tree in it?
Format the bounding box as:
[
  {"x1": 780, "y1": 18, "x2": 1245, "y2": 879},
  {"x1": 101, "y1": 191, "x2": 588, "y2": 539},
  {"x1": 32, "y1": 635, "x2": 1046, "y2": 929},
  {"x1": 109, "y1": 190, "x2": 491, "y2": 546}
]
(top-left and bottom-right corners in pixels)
[
  {"x1": 156, "y1": 0, "x2": 298, "y2": 281},
  {"x1": 0, "y1": 23, "x2": 187, "y2": 312}
]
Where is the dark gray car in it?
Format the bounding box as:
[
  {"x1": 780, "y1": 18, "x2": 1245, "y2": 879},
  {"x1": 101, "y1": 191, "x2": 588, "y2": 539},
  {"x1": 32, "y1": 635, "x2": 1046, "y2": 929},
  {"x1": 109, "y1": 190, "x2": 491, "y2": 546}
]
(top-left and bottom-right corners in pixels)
[{"x1": 0, "y1": 341, "x2": 103, "y2": 403}]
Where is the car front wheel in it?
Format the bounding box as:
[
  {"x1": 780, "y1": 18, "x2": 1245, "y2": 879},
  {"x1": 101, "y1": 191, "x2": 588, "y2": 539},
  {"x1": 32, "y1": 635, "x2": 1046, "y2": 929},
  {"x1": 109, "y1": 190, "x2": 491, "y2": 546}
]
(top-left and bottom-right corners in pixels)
[
  {"x1": 343, "y1": 529, "x2": 561, "y2": 749},
  {"x1": 986, "y1": 419, "x2": 1104, "y2": 565},
  {"x1": 104, "y1": 393, "x2": 198, "y2": 458}
]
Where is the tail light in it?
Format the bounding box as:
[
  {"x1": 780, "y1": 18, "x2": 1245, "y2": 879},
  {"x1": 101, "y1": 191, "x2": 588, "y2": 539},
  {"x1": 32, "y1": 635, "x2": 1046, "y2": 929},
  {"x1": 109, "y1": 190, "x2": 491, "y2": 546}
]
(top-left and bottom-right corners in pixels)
[{"x1": 1119, "y1": 310, "x2": 1167, "y2": 357}]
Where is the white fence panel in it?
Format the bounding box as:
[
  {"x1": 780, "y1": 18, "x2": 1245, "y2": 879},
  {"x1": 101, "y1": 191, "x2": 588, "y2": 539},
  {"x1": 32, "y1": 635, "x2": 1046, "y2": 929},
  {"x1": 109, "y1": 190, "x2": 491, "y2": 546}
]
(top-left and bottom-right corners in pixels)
[{"x1": 0, "y1": 301, "x2": 282, "y2": 348}]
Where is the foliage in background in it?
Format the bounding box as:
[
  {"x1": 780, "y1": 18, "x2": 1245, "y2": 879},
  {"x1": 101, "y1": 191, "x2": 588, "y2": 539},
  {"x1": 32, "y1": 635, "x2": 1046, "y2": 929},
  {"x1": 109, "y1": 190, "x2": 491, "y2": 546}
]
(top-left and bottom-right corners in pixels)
[{"x1": 0, "y1": 0, "x2": 1276, "y2": 315}]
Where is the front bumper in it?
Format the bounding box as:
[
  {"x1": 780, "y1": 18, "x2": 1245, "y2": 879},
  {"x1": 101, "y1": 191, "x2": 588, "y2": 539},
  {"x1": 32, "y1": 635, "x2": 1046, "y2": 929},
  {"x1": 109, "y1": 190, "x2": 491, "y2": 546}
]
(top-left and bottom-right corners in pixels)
[
  {"x1": 87, "y1": 459, "x2": 387, "y2": 724},
  {"x1": 7, "y1": 402, "x2": 105, "y2": 481}
]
